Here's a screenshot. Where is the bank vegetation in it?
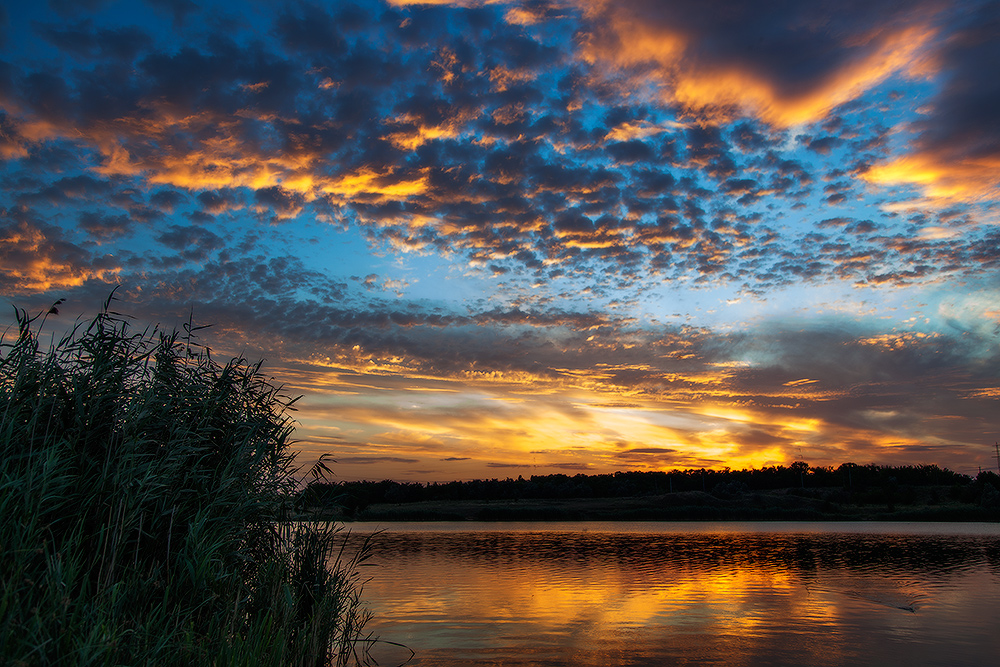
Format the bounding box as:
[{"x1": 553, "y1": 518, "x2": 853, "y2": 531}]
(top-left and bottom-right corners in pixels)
[{"x1": 1, "y1": 299, "x2": 371, "y2": 666}]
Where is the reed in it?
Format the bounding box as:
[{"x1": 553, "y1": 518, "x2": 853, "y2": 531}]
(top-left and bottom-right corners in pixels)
[{"x1": 0, "y1": 296, "x2": 372, "y2": 666}]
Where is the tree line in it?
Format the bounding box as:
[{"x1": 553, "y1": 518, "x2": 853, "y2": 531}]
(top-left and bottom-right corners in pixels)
[{"x1": 303, "y1": 462, "x2": 999, "y2": 514}]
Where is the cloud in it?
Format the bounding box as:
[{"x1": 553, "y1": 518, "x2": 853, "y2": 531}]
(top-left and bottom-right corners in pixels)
[
  {"x1": 337, "y1": 456, "x2": 420, "y2": 464},
  {"x1": 146, "y1": 0, "x2": 199, "y2": 27},
  {"x1": 0, "y1": 113, "x2": 27, "y2": 159},
  {"x1": 802, "y1": 134, "x2": 843, "y2": 156},
  {"x1": 547, "y1": 462, "x2": 595, "y2": 471},
  {"x1": 575, "y1": 0, "x2": 943, "y2": 126},
  {"x1": 274, "y1": 1, "x2": 376, "y2": 56},
  {"x1": 113, "y1": 261, "x2": 999, "y2": 451},
  {"x1": 254, "y1": 186, "x2": 305, "y2": 220},
  {"x1": 0, "y1": 6, "x2": 7, "y2": 50},
  {"x1": 196, "y1": 189, "x2": 240, "y2": 215},
  {"x1": 36, "y1": 19, "x2": 147, "y2": 60},
  {"x1": 78, "y1": 210, "x2": 133, "y2": 241},
  {"x1": 0, "y1": 0, "x2": 990, "y2": 292},
  {"x1": 16, "y1": 174, "x2": 113, "y2": 207},
  {"x1": 862, "y1": 2, "x2": 1000, "y2": 206},
  {"x1": 47, "y1": 0, "x2": 111, "y2": 17},
  {"x1": 11, "y1": 247, "x2": 993, "y2": 477},
  {"x1": 0, "y1": 212, "x2": 119, "y2": 292},
  {"x1": 0, "y1": 0, "x2": 997, "y2": 480}
]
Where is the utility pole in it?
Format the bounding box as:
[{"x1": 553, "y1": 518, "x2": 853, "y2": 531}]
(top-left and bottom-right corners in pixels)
[{"x1": 995, "y1": 442, "x2": 999, "y2": 474}]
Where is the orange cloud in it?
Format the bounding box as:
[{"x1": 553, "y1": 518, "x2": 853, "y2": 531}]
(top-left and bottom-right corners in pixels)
[
  {"x1": 10, "y1": 95, "x2": 431, "y2": 212},
  {"x1": 193, "y1": 314, "x2": 992, "y2": 482},
  {"x1": 487, "y1": 64, "x2": 538, "y2": 92},
  {"x1": 385, "y1": 0, "x2": 481, "y2": 5},
  {"x1": 288, "y1": 371, "x2": 864, "y2": 480},
  {"x1": 576, "y1": 1, "x2": 939, "y2": 127},
  {"x1": 319, "y1": 167, "x2": 430, "y2": 201},
  {"x1": 861, "y1": 152, "x2": 1000, "y2": 208},
  {"x1": 604, "y1": 119, "x2": 687, "y2": 142},
  {"x1": 272, "y1": 340, "x2": 841, "y2": 476},
  {"x1": 0, "y1": 221, "x2": 119, "y2": 292},
  {"x1": 387, "y1": 122, "x2": 462, "y2": 151},
  {"x1": 856, "y1": 331, "x2": 940, "y2": 350},
  {"x1": 90, "y1": 111, "x2": 320, "y2": 193}
]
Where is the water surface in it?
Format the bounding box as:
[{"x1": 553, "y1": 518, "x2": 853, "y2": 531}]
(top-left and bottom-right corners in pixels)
[{"x1": 351, "y1": 522, "x2": 1000, "y2": 666}]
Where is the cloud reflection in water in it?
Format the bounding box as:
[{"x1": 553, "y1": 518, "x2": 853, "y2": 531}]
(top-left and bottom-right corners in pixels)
[{"x1": 356, "y1": 522, "x2": 1000, "y2": 666}]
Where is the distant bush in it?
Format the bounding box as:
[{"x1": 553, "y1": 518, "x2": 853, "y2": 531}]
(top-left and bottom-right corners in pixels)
[
  {"x1": 0, "y1": 298, "x2": 371, "y2": 666},
  {"x1": 314, "y1": 462, "x2": 974, "y2": 508},
  {"x1": 711, "y1": 481, "x2": 748, "y2": 498},
  {"x1": 981, "y1": 483, "x2": 1000, "y2": 509}
]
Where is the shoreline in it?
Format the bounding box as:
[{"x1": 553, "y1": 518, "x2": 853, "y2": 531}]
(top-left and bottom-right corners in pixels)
[{"x1": 299, "y1": 487, "x2": 1000, "y2": 523}]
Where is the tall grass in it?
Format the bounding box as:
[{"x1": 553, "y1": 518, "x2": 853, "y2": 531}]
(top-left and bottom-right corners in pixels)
[{"x1": 0, "y1": 297, "x2": 372, "y2": 666}]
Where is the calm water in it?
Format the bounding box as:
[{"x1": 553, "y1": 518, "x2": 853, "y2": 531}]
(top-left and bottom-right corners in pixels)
[{"x1": 349, "y1": 522, "x2": 1000, "y2": 666}]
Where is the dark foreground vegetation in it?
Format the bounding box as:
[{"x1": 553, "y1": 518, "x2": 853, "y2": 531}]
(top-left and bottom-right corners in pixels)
[
  {"x1": 1, "y1": 299, "x2": 371, "y2": 666},
  {"x1": 305, "y1": 463, "x2": 1000, "y2": 522}
]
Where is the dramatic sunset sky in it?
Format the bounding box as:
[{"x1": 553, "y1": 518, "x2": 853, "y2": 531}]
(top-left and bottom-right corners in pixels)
[{"x1": 1, "y1": 0, "x2": 998, "y2": 481}]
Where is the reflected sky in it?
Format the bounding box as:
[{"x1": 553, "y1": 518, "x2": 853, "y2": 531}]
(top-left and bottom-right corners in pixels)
[{"x1": 354, "y1": 522, "x2": 1000, "y2": 666}]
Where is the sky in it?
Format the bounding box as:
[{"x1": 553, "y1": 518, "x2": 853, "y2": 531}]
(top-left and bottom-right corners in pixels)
[{"x1": 1, "y1": 0, "x2": 999, "y2": 482}]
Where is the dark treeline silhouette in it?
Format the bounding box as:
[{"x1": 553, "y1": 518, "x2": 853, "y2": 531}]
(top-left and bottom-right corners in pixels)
[{"x1": 303, "y1": 463, "x2": 1000, "y2": 516}]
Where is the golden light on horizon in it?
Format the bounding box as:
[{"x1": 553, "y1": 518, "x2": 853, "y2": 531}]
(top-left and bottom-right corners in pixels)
[{"x1": 287, "y1": 373, "x2": 853, "y2": 479}]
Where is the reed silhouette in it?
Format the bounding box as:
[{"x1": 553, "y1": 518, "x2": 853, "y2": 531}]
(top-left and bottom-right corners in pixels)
[{"x1": 0, "y1": 295, "x2": 372, "y2": 666}]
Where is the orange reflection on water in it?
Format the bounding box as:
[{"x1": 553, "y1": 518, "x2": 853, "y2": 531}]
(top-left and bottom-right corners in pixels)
[{"x1": 355, "y1": 523, "x2": 1000, "y2": 667}]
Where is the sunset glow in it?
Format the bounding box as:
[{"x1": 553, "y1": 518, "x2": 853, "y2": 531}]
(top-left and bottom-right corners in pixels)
[{"x1": 1, "y1": 0, "x2": 998, "y2": 481}]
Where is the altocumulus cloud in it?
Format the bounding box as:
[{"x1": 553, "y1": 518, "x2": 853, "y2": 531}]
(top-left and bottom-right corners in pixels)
[{"x1": 0, "y1": 0, "x2": 998, "y2": 479}]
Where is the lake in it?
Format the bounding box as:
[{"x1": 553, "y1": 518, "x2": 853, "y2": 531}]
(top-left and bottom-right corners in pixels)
[{"x1": 348, "y1": 522, "x2": 1000, "y2": 666}]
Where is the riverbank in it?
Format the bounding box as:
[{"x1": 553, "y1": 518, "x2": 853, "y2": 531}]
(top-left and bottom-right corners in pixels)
[
  {"x1": 301, "y1": 485, "x2": 1000, "y2": 522},
  {"x1": 300, "y1": 464, "x2": 1000, "y2": 522}
]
